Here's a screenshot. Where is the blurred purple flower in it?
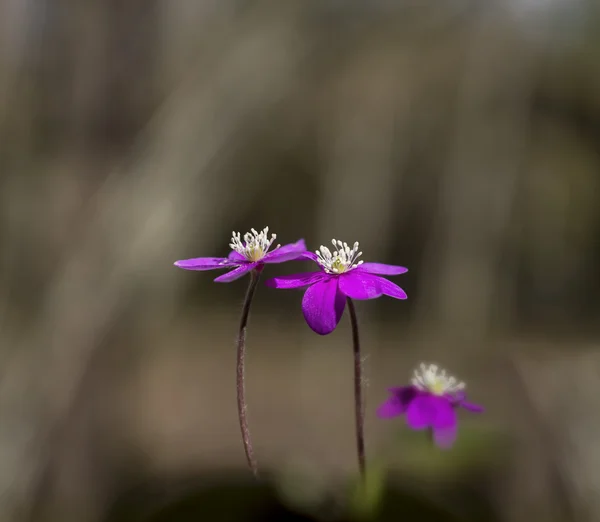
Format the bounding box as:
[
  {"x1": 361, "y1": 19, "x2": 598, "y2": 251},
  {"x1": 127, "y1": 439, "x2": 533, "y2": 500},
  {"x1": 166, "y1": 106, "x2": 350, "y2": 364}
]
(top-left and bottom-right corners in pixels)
[
  {"x1": 377, "y1": 363, "x2": 484, "y2": 449},
  {"x1": 174, "y1": 227, "x2": 306, "y2": 282},
  {"x1": 265, "y1": 239, "x2": 407, "y2": 335}
]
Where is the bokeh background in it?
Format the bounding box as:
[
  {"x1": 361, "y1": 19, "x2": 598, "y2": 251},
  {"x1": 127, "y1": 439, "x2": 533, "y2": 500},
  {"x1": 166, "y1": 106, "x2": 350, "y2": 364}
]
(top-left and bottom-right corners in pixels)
[{"x1": 1, "y1": 0, "x2": 600, "y2": 521}]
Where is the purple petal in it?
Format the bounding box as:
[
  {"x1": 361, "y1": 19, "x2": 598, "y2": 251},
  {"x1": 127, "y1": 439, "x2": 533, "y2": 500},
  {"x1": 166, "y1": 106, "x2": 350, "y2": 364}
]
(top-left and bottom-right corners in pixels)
[
  {"x1": 376, "y1": 386, "x2": 419, "y2": 418},
  {"x1": 406, "y1": 394, "x2": 437, "y2": 430},
  {"x1": 432, "y1": 399, "x2": 458, "y2": 449},
  {"x1": 301, "y1": 278, "x2": 346, "y2": 335},
  {"x1": 213, "y1": 263, "x2": 256, "y2": 283},
  {"x1": 460, "y1": 401, "x2": 484, "y2": 413},
  {"x1": 371, "y1": 275, "x2": 407, "y2": 300},
  {"x1": 174, "y1": 257, "x2": 231, "y2": 271},
  {"x1": 228, "y1": 251, "x2": 246, "y2": 262},
  {"x1": 301, "y1": 251, "x2": 320, "y2": 263},
  {"x1": 451, "y1": 391, "x2": 484, "y2": 413},
  {"x1": 377, "y1": 398, "x2": 403, "y2": 419},
  {"x1": 357, "y1": 262, "x2": 408, "y2": 276},
  {"x1": 265, "y1": 272, "x2": 326, "y2": 289},
  {"x1": 263, "y1": 239, "x2": 307, "y2": 264},
  {"x1": 338, "y1": 271, "x2": 383, "y2": 300}
]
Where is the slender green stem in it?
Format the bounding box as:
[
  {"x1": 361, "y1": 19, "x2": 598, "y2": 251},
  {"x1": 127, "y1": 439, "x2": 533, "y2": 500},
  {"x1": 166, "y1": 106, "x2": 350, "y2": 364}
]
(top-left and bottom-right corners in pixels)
[
  {"x1": 347, "y1": 297, "x2": 366, "y2": 481},
  {"x1": 236, "y1": 269, "x2": 261, "y2": 477}
]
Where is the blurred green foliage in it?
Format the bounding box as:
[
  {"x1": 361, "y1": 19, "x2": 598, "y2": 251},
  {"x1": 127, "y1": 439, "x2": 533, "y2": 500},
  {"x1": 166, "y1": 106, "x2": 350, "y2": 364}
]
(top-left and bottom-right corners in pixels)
[
  {"x1": 390, "y1": 421, "x2": 511, "y2": 480},
  {"x1": 105, "y1": 471, "x2": 496, "y2": 522},
  {"x1": 348, "y1": 463, "x2": 386, "y2": 520}
]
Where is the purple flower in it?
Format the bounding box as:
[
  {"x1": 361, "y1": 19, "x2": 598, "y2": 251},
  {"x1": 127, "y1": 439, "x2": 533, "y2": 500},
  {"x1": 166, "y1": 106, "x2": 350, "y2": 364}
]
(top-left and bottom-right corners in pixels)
[
  {"x1": 174, "y1": 227, "x2": 306, "y2": 282},
  {"x1": 377, "y1": 363, "x2": 484, "y2": 449},
  {"x1": 265, "y1": 239, "x2": 407, "y2": 335}
]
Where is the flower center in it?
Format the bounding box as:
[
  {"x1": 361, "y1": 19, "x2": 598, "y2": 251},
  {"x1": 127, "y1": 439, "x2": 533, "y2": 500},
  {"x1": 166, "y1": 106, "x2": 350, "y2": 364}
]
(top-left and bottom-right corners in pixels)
[
  {"x1": 411, "y1": 363, "x2": 465, "y2": 396},
  {"x1": 316, "y1": 239, "x2": 364, "y2": 274},
  {"x1": 230, "y1": 227, "x2": 280, "y2": 262}
]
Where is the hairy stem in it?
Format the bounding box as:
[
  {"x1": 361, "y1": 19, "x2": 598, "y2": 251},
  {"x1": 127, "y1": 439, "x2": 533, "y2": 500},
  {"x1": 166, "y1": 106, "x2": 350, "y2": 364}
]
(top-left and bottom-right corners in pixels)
[
  {"x1": 237, "y1": 269, "x2": 261, "y2": 477},
  {"x1": 347, "y1": 297, "x2": 366, "y2": 481}
]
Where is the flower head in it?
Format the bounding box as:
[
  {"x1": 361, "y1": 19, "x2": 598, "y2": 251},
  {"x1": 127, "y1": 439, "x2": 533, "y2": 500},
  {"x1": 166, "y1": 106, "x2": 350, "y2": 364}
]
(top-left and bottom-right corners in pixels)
[
  {"x1": 377, "y1": 363, "x2": 484, "y2": 449},
  {"x1": 174, "y1": 227, "x2": 306, "y2": 282},
  {"x1": 316, "y1": 240, "x2": 364, "y2": 274},
  {"x1": 265, "y1": 238, "x2": 408, "y2": 335},
  {"x1": 230, "y1": 228, "x2": 279, "y2": 262}
]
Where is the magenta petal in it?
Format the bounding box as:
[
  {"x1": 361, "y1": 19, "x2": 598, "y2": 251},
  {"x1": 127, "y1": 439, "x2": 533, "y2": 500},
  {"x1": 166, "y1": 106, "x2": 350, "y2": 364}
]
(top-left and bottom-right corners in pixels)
[
  {"x1": 301, "y1": 278, "x2": 346, "y2": 335},
  {"x1": 301, "y1": 251, "x2": 319, "y2": 263},
  {"x1": 377, "y1": 386, "x2": 418, "y2": 418},
  {"x1": 174, "y1": 257, "x2": 231, "y2": 270},
  {"x1": 452, "y1": 391, "x2": 484, "y2": 413},
  {"x1": 377, "y1": 397, "x2": 404, "y2": 418},
  {"x1": 460, "y1": 401, "x2": 484, "y2": 413},
  {"x1": 357, "y1": 262, "x2": 408, "y2": 276},
  {"x1": 338, "y1": 272, "x2": 383, "y2": 300},
  {"x1": 265, "y1": 272, "x2": 326, "y2": 289},
  {"x1": 263, "y1": 239, "x2": 307, "y2": 263},
  {"x1": 372, "y1": 275, "x2": 407, "y2": 300},
  {"x1": 228, "y1": 251, "x2": 246, "y2": 262},
  {"x1": 432, "y1": 399, "x2": 458, "y2": 449},
  {"x1": 213, "y1": 263, "x2": 256, "y2": 283},
  {"x1": 406, "y1": 395, "x2": 434, "y2": 430}
]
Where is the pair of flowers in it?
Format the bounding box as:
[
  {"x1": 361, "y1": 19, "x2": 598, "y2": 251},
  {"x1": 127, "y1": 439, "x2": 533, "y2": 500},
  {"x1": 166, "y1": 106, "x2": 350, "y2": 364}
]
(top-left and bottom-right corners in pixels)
[
  {"x1": 175, "y1": 229, "x2": 406, "y2": 335},
  {"x1": 174, "y1": 227, "x2": 483, "y2": 476}
]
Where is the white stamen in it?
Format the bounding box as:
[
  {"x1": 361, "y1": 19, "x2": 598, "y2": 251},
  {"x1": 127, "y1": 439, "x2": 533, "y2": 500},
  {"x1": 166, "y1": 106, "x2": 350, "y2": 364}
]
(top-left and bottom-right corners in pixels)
[
  {"x1": 411, "y1": 363, "x2": 465, "y2": 396},
  {"x1": 229, "y1": 227, "x2": 280, "y2": 262},
  {"x1": 316, "y1": 238, "x2": 364, "y2": 274}
]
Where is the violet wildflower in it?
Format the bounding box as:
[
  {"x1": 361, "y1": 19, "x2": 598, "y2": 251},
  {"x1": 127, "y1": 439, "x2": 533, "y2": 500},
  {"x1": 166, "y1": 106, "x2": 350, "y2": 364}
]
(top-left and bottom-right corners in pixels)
[
  {"x1": 265, "y1": 239, "x2": 408, "y2": 481},
  {"x1": 174, "y1": 227, "x2": 306, "y2": 282},
  {"x1": 377, "y1": 363, "x2": 484, "y2": 449},
  {"x1": 265, "y1": 239, "x2": 407, "y2": 336},
  {"x1": 174, "y1": 227, "x2": 306, "y2": 477}
]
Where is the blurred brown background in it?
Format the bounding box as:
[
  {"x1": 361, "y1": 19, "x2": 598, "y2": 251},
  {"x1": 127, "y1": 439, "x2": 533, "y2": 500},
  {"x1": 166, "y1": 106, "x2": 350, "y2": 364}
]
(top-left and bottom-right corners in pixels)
[{"x1": 1, "y1": 0, "x2": 600, "y2": 521}]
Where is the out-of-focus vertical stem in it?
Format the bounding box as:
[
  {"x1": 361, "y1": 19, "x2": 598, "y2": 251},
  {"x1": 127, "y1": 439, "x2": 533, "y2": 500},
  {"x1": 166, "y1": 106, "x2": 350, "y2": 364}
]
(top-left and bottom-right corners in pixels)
[
  {"x1": 236, "y1": 269, "x2": 261, "y2": 477},
  {"x1": 347, "y1": 297, "x2": 366, "y2": 481}
]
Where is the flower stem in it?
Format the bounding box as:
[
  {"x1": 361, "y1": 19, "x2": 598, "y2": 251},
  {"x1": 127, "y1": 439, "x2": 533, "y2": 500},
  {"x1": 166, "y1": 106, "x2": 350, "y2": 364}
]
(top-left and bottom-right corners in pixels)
[
  {"x1": 346, "y1": 297, "x2": 366, "y2": 482},
  {"x1": 236, "y1": 269, "x2": 261, "y2": 478}
]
